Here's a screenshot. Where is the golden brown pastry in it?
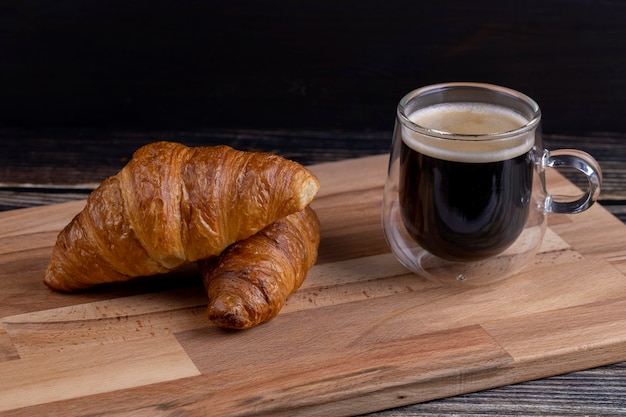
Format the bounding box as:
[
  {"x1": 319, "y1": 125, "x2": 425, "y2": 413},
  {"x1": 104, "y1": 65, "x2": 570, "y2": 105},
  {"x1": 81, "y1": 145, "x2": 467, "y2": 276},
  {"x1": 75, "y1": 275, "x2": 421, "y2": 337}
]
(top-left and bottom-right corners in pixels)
[
  {"x1": 199, "y1": 206, "x2": 320, "y2": 329},
  {"x1": 44, "y1": 141, "x2": 320, "y2": 292}
]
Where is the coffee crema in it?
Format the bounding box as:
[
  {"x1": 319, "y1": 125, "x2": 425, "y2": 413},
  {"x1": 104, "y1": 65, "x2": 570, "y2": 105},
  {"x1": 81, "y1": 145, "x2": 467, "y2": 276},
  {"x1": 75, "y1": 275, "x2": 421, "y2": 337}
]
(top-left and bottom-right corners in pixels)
[
  {"x1": 402, "y1": 102, "x2": 534, "y2": 163},
  {"x1": 409, "y1": 102, "x2": 527, "y2": 135},
  {"x1": 399, "y1": 102, "x2": 535, "y2": 262}
]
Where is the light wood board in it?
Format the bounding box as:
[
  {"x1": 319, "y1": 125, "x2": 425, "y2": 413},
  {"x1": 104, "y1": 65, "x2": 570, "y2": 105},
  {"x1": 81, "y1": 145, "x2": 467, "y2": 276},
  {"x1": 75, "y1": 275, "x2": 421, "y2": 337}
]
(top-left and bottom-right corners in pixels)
[{"x1": 1, "y1": 154, "x2": 626, "y2": 416}]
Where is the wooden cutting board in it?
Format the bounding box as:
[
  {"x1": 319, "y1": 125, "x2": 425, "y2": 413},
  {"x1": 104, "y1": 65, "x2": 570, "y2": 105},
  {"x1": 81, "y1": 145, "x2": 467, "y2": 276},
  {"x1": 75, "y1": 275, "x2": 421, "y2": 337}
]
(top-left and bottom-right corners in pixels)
[{"x1": 1, "y1": 154, "x2": 626, "y2": 416}]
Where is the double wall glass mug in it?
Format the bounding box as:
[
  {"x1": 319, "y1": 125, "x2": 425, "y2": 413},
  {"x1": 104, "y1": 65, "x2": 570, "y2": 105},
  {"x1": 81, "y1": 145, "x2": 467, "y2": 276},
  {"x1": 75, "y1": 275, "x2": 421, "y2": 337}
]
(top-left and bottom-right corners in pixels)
[{"x1": 382, "y1": 82, "x2": 602, "y2": 285}]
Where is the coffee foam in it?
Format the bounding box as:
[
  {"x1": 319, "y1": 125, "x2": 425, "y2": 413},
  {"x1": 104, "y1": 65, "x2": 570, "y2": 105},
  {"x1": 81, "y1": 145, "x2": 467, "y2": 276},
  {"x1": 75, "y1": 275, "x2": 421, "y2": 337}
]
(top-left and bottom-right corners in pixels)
[{"x1": 402, "y1": 103, "x2": 535, "y2": 163}]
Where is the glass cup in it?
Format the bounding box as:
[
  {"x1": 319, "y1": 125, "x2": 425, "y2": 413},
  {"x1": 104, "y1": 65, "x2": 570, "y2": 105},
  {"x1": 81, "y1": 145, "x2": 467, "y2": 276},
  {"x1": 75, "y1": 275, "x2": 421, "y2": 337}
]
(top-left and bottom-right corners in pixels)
[{"x1": 382, "y1": 82, "x2": 602, "y2": 285}]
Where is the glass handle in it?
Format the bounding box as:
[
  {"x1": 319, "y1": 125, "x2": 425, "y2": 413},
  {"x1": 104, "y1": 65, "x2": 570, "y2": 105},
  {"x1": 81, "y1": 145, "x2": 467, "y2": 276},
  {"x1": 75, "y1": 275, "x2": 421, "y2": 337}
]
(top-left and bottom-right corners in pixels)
[{"x1": 543, "y1": 149, "x2": 603, "y2": 214}]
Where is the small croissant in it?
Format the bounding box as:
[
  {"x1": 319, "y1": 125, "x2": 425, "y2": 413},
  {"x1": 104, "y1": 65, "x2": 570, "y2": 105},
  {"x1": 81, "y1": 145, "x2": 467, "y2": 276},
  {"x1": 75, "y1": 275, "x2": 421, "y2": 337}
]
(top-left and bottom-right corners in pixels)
[
  {"x1": 44, "y1": 141, "x2": 320, "y2": 292},
  {"x1": 199, "y1": 206, "x2": 320, "y2": 329}
]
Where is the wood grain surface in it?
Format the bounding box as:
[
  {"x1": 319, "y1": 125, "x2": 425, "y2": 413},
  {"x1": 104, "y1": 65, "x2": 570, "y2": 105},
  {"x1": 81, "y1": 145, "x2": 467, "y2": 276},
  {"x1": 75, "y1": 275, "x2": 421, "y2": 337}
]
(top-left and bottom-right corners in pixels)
[
  {"x1": 1, "y1": 154, "x2": 626, "y2": 416},
  {"x1": 1, "y1": 129, "x2": 625, "y2": 224}
]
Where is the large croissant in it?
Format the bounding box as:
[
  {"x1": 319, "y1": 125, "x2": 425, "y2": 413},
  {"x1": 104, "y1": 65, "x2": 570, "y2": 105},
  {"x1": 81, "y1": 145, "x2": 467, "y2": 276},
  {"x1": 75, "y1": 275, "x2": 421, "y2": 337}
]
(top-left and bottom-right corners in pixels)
[
  {"x1": 44, "y1": 141, "x2": 320, "y2": 292},
  {"x1": 199, "y1": 206, "x2": 320, "y2": 329}
]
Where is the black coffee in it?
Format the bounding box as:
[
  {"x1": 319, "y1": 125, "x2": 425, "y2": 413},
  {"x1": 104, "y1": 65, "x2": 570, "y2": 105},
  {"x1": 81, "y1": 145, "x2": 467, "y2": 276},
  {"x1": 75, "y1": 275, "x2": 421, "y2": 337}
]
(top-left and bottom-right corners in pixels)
[
  {"x1": 400, "y1": 145, "x2": 533, "y2": 261},
  {"x1": 399, "y1": 102, "x2": 534, "y2": 262}
]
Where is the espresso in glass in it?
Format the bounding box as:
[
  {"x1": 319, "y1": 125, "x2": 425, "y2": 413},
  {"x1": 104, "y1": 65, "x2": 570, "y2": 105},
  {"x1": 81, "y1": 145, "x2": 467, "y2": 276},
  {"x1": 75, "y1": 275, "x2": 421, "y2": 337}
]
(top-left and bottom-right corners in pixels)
[
  {"x1": 384, "y1": 82, "x2": 602, "y2": 283},
  {"x1": 399, "y1": 102, "x2": 534, "y2": 262}
]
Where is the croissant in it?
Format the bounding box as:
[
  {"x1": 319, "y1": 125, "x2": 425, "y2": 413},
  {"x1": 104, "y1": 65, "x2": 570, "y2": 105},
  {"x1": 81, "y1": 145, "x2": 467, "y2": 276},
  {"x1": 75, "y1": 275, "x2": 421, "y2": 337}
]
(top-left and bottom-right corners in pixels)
[
  {"x1": 44, "y1": 141, "x2": 320, "y2": 292},
  {"x1": 199, "y1": 206, "x2": 320, "y2": 329}
]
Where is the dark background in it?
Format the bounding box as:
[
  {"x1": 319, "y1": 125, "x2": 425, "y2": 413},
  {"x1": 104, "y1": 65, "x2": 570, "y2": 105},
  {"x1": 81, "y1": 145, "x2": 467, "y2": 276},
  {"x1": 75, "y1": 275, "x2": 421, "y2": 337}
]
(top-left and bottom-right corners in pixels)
[{"x1": 1, "y1": 0, "x2": 625, "y2": 135}]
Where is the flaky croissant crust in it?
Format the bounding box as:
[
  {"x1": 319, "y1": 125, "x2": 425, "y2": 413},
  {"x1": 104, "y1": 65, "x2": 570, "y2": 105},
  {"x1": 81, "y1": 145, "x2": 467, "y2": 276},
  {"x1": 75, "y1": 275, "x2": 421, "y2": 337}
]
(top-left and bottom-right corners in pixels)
[
  {"x1": 44, "y1": 142, "x2": 320, "y2": 292},
  {"x1": 200, "y1": 206, "x2": 320, "y2": 329}
]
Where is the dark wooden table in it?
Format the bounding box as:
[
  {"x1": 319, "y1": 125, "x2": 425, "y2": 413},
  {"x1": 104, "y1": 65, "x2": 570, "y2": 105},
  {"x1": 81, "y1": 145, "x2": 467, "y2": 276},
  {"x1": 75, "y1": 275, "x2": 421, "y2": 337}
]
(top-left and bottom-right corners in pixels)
[{"x1": 1, "y1": 128, "x2": 625, "y2": 416}]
